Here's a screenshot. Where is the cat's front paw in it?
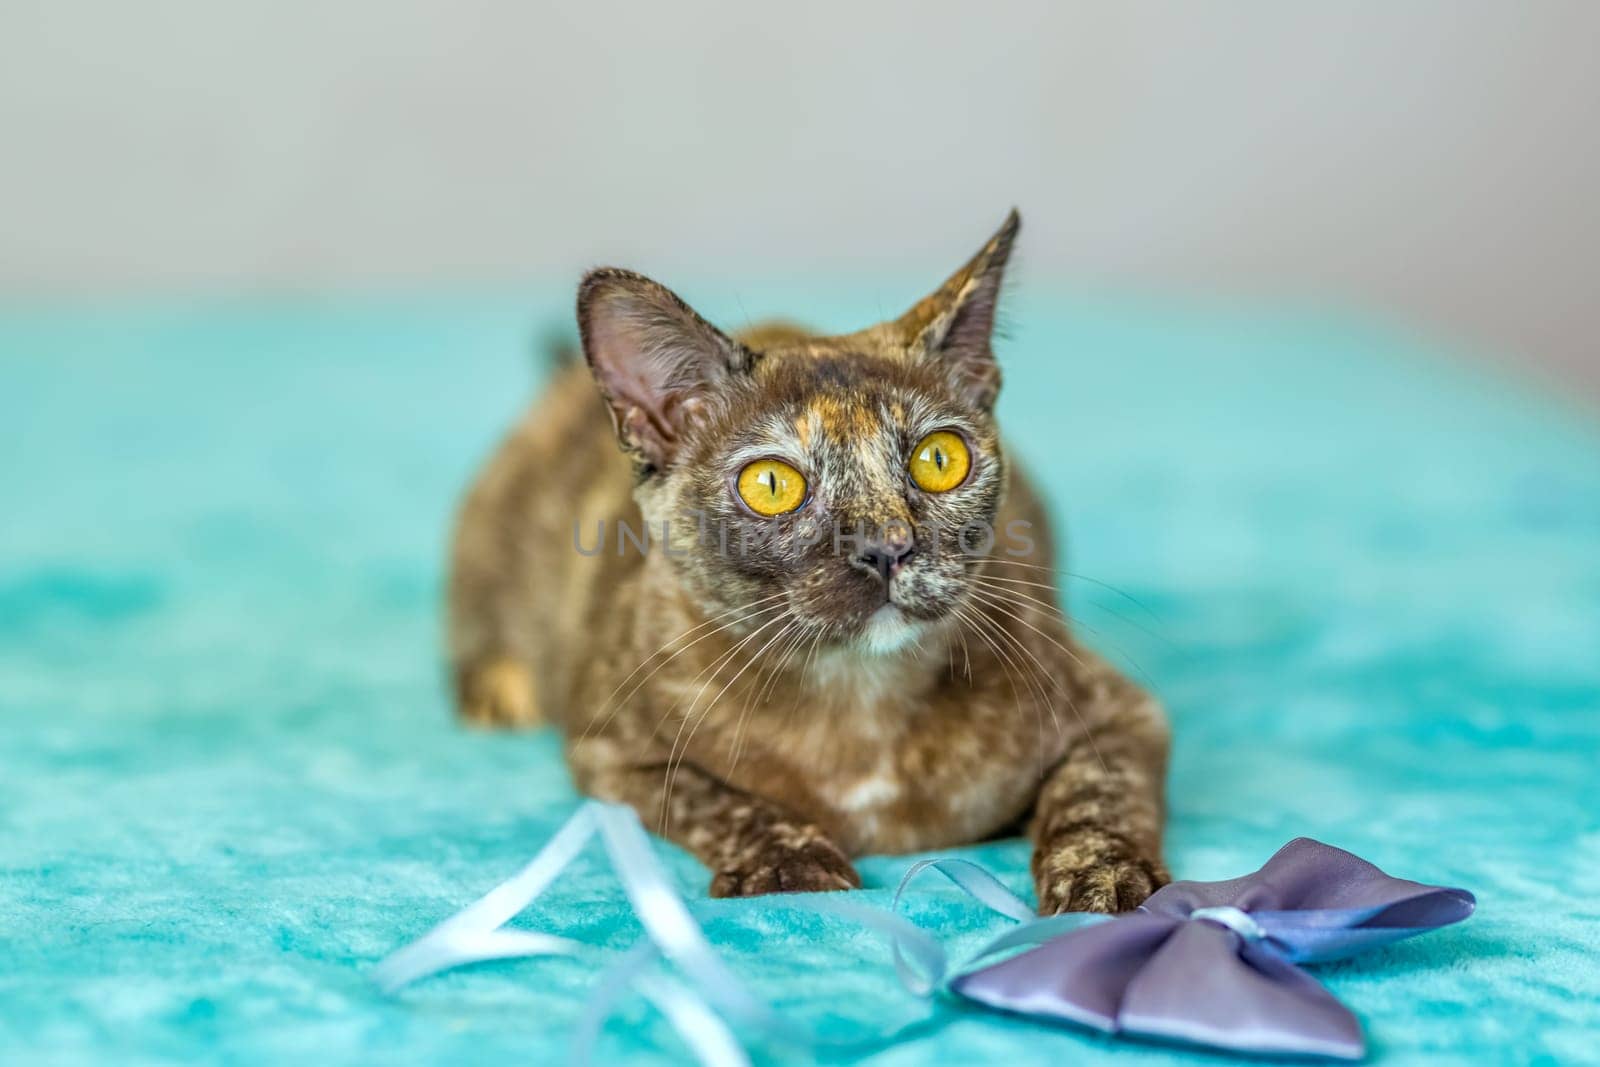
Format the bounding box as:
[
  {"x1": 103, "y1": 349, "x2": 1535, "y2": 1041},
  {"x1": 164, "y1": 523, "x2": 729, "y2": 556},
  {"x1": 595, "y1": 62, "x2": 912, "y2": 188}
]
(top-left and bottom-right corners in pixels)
[
  {"x1": 1033, "y1": 828, "x2": 1169, "y2": 915},
  {"x1": 709, "y1": 826, "x2": 860, "y2": 898}
]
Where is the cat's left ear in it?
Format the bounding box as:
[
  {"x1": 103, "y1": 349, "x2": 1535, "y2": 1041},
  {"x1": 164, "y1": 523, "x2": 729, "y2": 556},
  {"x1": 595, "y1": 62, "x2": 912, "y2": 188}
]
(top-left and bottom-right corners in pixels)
[
  {"x1": 894, "y1": 209, "x2": 1019, "y2": 410},
  {"x1": 577, "y1": 269, "x2": 753, "y2": 474}
]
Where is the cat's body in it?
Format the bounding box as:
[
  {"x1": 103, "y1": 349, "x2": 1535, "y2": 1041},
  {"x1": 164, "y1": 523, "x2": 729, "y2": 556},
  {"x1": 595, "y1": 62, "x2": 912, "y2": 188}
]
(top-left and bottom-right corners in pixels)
[
  {"x1": 453, "y1": 355, "x2": 1063, "y2": 856},
  {"x1": 449, "y1": 213, "x2": 1171, "y2": 911}
]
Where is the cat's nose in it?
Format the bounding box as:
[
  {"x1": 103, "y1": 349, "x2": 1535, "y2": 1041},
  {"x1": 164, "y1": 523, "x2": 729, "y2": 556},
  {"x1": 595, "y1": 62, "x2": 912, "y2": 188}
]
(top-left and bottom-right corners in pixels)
[{"x1": 852, "y1": 529, "x2": 915, "y2": 581}]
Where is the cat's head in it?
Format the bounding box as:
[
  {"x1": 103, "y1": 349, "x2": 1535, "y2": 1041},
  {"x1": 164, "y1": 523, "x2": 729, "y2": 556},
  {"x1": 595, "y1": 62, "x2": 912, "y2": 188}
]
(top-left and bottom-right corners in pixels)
[{"x1": 578, "y1": 211, "x2": 1020, "y2": 655}]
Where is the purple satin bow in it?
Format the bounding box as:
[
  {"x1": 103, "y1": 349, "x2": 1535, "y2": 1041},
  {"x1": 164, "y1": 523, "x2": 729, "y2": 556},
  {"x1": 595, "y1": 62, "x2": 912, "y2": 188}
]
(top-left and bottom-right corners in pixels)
[{"x1": 949, "y1": 838, "x2": 1475, "y2": 1060}]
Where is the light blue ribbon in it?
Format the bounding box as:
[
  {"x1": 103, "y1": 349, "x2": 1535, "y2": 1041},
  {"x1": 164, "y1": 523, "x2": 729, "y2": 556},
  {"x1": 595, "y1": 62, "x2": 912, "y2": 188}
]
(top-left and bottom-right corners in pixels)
[{"x1": 371, "y1": 800, "x2": 1094, "y2": 1065}]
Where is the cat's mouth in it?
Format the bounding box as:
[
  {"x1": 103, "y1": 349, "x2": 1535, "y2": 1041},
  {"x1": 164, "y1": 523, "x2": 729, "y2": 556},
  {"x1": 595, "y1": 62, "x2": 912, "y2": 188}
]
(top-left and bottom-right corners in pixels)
[{"x1": 857, "y1": 603, "x2": 924, "y2": 655}]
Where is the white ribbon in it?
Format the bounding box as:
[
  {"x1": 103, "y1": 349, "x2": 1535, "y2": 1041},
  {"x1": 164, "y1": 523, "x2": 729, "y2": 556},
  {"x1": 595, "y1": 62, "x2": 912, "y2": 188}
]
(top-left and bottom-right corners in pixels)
[
  {"x1": 372, "y1": 801, "x2": 1101, "y2": 1065},
  {"x1": 370, "y1": 803, "x2": 600, "y2": 994}
]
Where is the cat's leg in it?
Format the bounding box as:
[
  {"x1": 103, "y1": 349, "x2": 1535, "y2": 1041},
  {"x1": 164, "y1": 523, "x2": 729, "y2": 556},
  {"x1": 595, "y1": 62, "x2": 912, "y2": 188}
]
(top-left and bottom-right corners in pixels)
[
  {"x1": 1030, "y1": 660, "x2": 1170, "y2": 914},
  {"x1": 573, "y1": 749, "x2": 859, "y2": 896},
  {"x1": 446, "y1": 474, "x2": 542, "y2": 729},
  {"x1": 447, "y1": 565, "x2": 541, "y2": 728}
]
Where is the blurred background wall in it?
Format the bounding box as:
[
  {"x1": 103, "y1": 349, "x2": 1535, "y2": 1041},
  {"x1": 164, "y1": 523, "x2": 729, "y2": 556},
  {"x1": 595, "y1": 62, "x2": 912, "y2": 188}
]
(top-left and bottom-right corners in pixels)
[{"x1": 2, "y1": 1, "x2": 1596, "y2": 395}]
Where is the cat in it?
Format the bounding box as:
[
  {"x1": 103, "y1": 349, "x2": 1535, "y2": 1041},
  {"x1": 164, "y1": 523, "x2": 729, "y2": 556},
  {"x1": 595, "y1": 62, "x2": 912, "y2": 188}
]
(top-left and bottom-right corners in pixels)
[{"x1": 447, "y1": 211, "x2": 1170, "y2": 913}]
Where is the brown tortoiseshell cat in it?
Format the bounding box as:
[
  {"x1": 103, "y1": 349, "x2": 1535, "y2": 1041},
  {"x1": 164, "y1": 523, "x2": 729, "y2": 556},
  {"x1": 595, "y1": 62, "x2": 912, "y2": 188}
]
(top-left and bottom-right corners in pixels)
[{"x1": 448, "y1": 211, "x2": 1170, "y2": 913}]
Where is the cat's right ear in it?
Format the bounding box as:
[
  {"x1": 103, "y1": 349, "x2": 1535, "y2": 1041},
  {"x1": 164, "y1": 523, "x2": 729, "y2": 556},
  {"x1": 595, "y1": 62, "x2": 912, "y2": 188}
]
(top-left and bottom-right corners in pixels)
[{"x1": 577, "y1": 269, "x2": 752, "y2": 473}]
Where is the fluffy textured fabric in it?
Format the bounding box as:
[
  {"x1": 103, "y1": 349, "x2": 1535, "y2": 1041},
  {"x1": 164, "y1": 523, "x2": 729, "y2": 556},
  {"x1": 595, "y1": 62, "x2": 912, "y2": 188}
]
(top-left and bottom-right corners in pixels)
[{"x1": 2, "y1": 288, "x2": 1596, "y2": 1065}]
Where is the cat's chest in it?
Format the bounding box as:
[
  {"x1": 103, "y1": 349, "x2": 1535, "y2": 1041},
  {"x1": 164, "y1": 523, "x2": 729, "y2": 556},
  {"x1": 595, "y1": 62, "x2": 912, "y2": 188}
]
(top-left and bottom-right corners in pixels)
[{"x1": 739, "y1": 684, "x2": 1046, "y2": 855}]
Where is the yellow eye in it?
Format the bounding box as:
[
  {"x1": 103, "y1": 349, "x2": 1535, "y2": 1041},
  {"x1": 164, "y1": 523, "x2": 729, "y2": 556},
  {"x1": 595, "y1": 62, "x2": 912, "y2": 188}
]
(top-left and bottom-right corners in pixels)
[
  {"x1": 908, "y1": 430, "x2": 971, "y2": 493},
  {"x1": 736, "y1": 458, "x2": 807, "y2": 516}
]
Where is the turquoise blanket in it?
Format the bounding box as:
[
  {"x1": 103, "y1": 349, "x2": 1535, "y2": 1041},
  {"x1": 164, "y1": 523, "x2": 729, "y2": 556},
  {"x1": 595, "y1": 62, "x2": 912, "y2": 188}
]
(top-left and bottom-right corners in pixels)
[{"x1": 3, "y1": 287, "x2": 1596, "y2": 1064}]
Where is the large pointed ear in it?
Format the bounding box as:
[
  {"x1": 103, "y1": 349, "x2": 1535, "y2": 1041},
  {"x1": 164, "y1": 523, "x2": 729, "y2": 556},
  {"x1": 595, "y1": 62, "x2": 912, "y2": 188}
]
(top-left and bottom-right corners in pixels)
[
  {"x1": 894, "y1": 210, "x2": 1019, "y2": 410},
  {"x1": 577, "y1": 269, "x2": 753, "y2": 473}
]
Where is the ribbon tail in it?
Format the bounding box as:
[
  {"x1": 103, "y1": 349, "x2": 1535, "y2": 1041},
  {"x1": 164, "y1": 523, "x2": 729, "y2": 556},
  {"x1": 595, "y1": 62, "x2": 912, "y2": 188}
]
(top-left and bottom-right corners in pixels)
[
  {"x1": 766, "y1": 896, "x2": 951, "y2": 997},
  {"x1": 570, "y1": 942, "x2": 662, "y2": 1067},
  {"x1": 634, "y1": 974, "x2": 752, "y2": 1067},
  {"x1": 373, "y1": 928, "x2": 581, "y2": 995},
  {"x1": 592, "y1": 802, "x2": 788, "y2": 1036},
  {"x1": 892, "y1": 857, "x2": 1035, "y2": 922},
  {"x1": 571, "y1": 938, "x2": 750, "y2": 1067},
  {"x1": 371, "y1": 803, "x2": 601, "y2": 992}
]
